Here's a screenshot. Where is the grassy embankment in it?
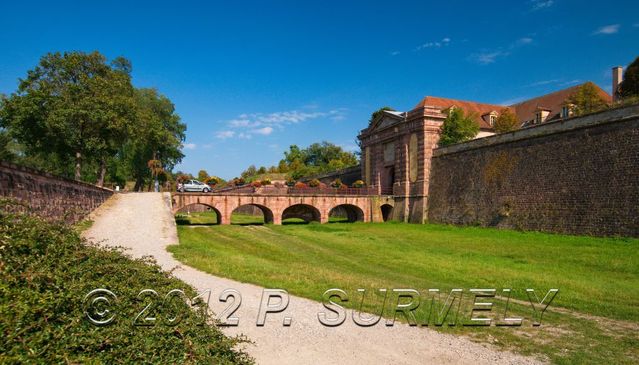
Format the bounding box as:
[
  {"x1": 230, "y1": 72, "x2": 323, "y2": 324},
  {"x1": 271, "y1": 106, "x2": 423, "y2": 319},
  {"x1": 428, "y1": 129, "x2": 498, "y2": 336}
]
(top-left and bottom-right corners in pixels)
[
  {"x1": 0, "y1": 203, "x2": 252, "y2": 364},
  {"x1": 170, "y1": 211, "x2": 639, "y2": 364}
]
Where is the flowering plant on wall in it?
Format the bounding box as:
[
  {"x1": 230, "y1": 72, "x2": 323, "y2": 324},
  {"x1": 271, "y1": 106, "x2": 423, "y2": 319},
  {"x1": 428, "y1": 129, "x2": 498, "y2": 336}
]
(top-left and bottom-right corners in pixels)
[{"x1": 352, "y1": 180, "x2": 366, "y2": 188}]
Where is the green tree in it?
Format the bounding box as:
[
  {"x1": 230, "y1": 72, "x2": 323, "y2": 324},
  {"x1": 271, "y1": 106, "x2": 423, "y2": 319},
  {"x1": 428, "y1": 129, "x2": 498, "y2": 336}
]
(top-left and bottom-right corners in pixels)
[
  {"x1": 618, "y1": 56, "x2": 639, "y2": 100},
  {"x1": 493, "y1": 108, "x2": 519, "y2": 133},
  {"x1": 197, "y1": 169, "x2": 209, "y2": 181},
  {"x1": 279, "y1": 141, "x2": 358, "y2": 179},
  {"x1": 277, "y1": 159, "x2": 289, "y2": 173},
  {"x1": 438, "y1": 108, "x2": 479, "y2": 147},
  {"x1": 126, "y1": 88, "x2": 186, "y2": 191},
  {"x1": 241, "y1": 165, "x2": 257, "y2": 179},
  {"x1": 368, "y1": 106, "x2": 395, "y2": 126},
  {"x1": 0, "y1": 51, "x2": 135, "y2": 182},
  {"x1": 567, "y1": 82, "x2": 609, "y2": 116},
  {"x1": 0, "y1": 129, "x2": 18, "y2": 162}
]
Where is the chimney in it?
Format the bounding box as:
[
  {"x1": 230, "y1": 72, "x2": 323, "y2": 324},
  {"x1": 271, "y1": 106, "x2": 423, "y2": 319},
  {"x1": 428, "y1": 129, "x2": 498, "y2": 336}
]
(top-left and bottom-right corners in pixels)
[{"x1": 612, "y1": 66, "x2": 623, "y2": 103}]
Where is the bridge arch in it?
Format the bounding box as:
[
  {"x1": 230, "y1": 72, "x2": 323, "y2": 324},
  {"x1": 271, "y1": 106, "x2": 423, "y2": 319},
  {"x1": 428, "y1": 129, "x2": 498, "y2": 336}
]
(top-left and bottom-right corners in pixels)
[
  {"x1": 174, "y1": 203, "x2": 222, "y2": 225},
  {"x1": 282, "y1": 203, "x2": 322, "y2": 224},
  {"x1": 328, "y1": 203, "x2": 365, "y2": 223},
  {"x1": 231, "y1": 203, "x2": 274, "y2": 225}
]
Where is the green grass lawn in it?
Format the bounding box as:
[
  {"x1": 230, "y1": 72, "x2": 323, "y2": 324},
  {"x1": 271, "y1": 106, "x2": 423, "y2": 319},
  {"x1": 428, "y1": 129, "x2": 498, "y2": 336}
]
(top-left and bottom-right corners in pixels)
[{"x1": 168, "y1": 220, "x2": 639, "y2": 364}]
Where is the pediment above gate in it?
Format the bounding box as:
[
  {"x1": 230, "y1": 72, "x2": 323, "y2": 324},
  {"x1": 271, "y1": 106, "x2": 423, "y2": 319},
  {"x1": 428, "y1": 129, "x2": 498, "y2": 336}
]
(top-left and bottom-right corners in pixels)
[{"x1": 368, "y1": 110, "x2": 406, "y2": 132}]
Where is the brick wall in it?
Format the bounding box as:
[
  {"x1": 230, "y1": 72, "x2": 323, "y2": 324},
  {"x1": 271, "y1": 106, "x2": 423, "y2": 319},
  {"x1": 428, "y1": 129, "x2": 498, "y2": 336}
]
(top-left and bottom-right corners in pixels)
[
  {"x1": 0, "y1": 161, "x2": 113, "y2": 224},
  {"x1": 427, "y1": 105, "x2": 639, "y2": 237}
]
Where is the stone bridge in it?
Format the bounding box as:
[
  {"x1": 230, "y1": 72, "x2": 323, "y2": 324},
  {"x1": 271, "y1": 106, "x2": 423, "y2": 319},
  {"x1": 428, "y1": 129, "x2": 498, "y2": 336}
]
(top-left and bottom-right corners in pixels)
[{"x1": 171, "y1": 192, "x2": 395, "y2": 225}]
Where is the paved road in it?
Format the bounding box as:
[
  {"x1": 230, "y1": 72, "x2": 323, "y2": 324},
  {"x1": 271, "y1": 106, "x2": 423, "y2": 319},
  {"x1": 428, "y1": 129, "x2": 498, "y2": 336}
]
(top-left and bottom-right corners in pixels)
[{"x1": 83, "y1": 193, "x2": 544, "y2": 365}]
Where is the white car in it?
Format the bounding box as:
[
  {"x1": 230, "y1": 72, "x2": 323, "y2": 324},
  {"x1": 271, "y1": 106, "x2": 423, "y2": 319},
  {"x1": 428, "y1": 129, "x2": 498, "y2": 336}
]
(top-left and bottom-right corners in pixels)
[{"x1": 177, "y1": 179, "x2": 211, "y2": 193}]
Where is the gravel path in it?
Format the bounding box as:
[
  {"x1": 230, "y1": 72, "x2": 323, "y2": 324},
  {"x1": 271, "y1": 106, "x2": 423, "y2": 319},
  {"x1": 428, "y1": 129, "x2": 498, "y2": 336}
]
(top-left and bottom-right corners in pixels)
[{"x1": 84, "y1": 193, "x2": 545, "y2": 365}]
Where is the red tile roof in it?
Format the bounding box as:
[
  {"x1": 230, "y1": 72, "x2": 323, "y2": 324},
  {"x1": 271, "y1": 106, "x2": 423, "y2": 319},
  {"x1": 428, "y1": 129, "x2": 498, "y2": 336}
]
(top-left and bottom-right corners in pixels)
[
  {"x1": 412, "y1": 83, "x2": 612, "y2": 130},
  {"x1": 413, "y1": 96, "x2": 506, "y2": 129},
  {"x1": 509, "y1": 83, "x2": 611, "y2": 124}
]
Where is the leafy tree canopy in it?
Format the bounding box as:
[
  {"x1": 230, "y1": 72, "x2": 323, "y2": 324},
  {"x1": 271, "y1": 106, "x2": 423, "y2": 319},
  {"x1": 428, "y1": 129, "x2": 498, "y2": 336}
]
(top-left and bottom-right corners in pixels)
[
  {"x1": 197, "y1": 169, "x2": 209, "y2": 181},
  {"x1": 0, "y1": 51, "x2": 186, "y2": 190},
  {"x1": 619, "y1": 56, "x2": 639, "y2": 100},
  {"x1": 567, "y1": 82, "x2": 609, "y2": 116},
  {"x1": 493, "y1": 108, "x2": 519, "y2": 133},
  {"x1": 282, "y1": 141, "x2": 358, "y2": 179},
  {"x1": 0, "y1": 51, "x2": 136, "y2": 181},
  {"x1": 237, "y1": 141, "x2": 359, "y2": 182},
  {"x1": 438, "y1": 108, "x2": 479, "y2": 147}
]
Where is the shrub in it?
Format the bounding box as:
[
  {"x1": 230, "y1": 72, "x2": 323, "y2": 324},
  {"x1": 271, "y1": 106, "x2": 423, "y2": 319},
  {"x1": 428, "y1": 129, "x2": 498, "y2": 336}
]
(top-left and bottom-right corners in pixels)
[
  {"x1": 294, "y1": 181, "x2": 307, "y2": 188},
  {"x1": 285, "y1": 177, "x2": 296, "y2": 187},
  {"x1": 250, "y1": 180, "x2": 262, "y2": 188},
  {"x1": 331, "y1": 178, "x2": 343, "y2": 188},
  {"x1": 352, "y1": 180, "x2": 366, "y2": 188},
  {"x1": 177, "y1": 174, "x2": 191, "y2": 183},
  {"x1": 205, "y1": 176, "x2": 222, "y2": 186},
  {"x1": 308, "y1": 179, "x2": 321, "y2": 188},
  {"x1": 260, "y1": 178, "x2": 271, "y2": 185},
  {"x1": 0, "y1": 201, "x2": 252, "y2": 364}
]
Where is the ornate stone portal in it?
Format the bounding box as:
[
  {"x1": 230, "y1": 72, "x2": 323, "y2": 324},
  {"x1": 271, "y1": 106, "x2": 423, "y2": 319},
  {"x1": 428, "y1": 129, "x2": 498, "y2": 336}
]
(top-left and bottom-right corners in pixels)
[{"x1": 358, "y1": 108, "x2": 445, "y2": 223}]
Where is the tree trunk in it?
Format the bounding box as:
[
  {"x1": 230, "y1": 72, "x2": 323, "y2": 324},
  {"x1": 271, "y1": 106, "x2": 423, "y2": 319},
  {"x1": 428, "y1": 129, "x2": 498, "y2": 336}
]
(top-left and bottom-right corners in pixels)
[
  {"x1": 134, "y1": 177, "x2": 144, "y2": 192},
  {"x1": 74, "y1": 151, "x2": 82, "y2": 180},
  {"x1": 96, "y1": 158, "x2": 107, "y2": 187}
]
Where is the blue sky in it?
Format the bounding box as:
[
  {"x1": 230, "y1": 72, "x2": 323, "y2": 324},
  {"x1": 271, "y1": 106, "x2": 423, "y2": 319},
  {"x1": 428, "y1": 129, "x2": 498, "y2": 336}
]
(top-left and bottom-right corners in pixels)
[{"x1": 1, "y1": 1, "x2": 638, "y2": 179}]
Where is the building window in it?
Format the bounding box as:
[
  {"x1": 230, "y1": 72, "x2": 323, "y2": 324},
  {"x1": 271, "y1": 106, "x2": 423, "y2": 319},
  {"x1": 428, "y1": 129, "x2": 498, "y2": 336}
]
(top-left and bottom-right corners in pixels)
[
  {"x1": 490, "y1": 115, "x2": 497, "y2": 126},
  {"x1": 561, "y1": 106, "x2": 570, "y2": 118},
  {"x1": 535, "y1": 112, "x2": 542, "y2": 124}
]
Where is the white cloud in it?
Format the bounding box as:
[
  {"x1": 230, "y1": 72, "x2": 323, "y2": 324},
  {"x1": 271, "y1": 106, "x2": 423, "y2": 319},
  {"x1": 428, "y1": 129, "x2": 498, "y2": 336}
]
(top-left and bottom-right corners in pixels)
[
  {"x1": 252, "y1": 126, "x2": 273, "y2": 135},
  {"x1": 228, "y1": 118, "x2": 252, "y2": 127},
  {"x1": 634, "y1": 23, "x2": 639, "y2": 27},
  {"x1": 183, "y1": 143, "x2": 197, "y2": 150},
  {"x1": 593, "y1": 24, "x2": 620, "y2": 35},
  {"x1": 515, "y1": 37, "x2": 533, "y2": 46},
  {"x1": 499, "y1": 96, "x2": 529, "y2": 106},
  {"x1": 214, "y1": 108, "x2": 347, "y2": 139},
  {"x1": 469, "y1": 36, "x2": 533, "y2": 65},
  {"x1": 390, "y1": 51, "x2": 400, "y2": 56},
  {"x1": 530, "y1": 0, "x2": 554, "y2": 11},
  {"x1": 560, "y1": 79, "x2": 581, "y2": 86},
  {"x1": 470, "y1": 50, "x2": 510, "y2": 65},
  {"x1": 215, "y1": 130, "x2": 235, "y2": 139},
  {"x1": 525, "y1": 78, "x2": 580, "y2": 88},
  {"x1": 415, "y1": 37, "x2": 451, "y2": 51},
  {"x1": 527, "y1": 79, "x2": 562, "y2": 87}
]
